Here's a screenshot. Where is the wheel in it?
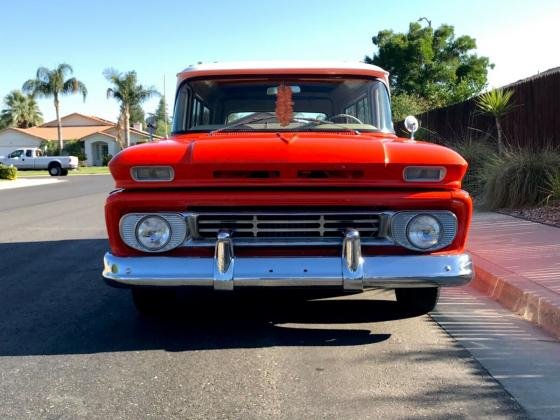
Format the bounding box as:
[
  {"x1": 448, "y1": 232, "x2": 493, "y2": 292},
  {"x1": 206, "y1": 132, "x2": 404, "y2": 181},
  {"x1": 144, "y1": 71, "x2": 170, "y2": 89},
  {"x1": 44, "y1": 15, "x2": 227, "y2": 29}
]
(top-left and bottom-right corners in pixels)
[
  {"x1": 48, "y1": 164, "x2": 62, "y2": 176},
  {"x1": 395, "y1": 287, "x2": 440, "y2": 314},
  {"x1": 327, "y1": 113, "x2": 364, "y2": 124},
  {"x1": 60, "y1": 168, "x2": 69, "y2": 176},
  {"x1": 131, "y1": 288, "x2": 176, "y2": 316}
]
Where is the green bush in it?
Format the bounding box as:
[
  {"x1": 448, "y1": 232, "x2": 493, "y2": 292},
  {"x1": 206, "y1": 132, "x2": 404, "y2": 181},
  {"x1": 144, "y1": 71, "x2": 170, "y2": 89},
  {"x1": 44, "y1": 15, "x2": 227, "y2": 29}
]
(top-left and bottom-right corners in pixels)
[
  {"x1": 102, "y1": 154, "x2": 113, "y2": 166},
  {"x1": 481, "y1": 148, "x2": 560, "y2": 209},
  {"x1": 40, "y1": 140, "x2": 87, "y2": 162},
  {"x1": 450, "y1": 140, "x2": 495, "y2": 197},
  {"x1": 0, "y1": 164, "x2": 18, "y2": 180},
  {"x1": 544, "y1": 171, "x2": 560, "y2": 205}
]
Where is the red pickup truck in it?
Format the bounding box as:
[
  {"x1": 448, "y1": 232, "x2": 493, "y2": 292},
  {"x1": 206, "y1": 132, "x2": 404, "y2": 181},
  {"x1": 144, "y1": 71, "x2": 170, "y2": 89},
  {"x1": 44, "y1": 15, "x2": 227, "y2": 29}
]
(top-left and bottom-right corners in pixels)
[{"x1": 102, "y1": 61, "x2": 473, "y2": 315}]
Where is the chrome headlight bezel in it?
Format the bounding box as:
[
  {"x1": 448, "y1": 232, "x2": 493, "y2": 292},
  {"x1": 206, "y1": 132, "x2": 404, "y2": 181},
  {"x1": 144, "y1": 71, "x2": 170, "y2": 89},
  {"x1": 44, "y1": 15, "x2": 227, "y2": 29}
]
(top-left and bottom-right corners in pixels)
[
  {"x1": 391, "y1": 211, "x2": 457, "y2": 252},
  {"x1": 119, "y1": 213, "x2": 188, "y2": 253}
]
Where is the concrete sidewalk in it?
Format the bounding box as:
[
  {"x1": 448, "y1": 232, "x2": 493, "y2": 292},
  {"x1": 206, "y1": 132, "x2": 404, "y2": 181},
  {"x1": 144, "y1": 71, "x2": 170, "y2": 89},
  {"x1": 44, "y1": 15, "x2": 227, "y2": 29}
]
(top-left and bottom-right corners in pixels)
[
  {"x1": 0, "y1": 177, "x2": 63, "y2": 190},
  {"x1": 467, "y1": 212, "x2": 560, "y2": 339}
]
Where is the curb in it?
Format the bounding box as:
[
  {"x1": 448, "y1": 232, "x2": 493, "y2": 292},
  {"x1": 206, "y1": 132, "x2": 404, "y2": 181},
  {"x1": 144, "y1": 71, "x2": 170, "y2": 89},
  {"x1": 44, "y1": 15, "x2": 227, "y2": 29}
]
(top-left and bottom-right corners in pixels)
[{"x1": 469, "y1": 253, "x2": 560, "y2": 339}]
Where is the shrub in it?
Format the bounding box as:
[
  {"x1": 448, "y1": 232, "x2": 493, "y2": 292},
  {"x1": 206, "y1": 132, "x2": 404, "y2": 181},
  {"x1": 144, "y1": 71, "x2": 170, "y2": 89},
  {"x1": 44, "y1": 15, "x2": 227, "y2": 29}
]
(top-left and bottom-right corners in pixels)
[
  {"x1": 0, "y1": 164, "x2": 18, "y2": 180},
  {"x1": 450, "y1": 140, "x2": 495, "y2": 197},
  {"x1": 40, "y1": 140, "x2": 87, "y2": 162},
  {"x1": 481, "y1": 148, "x2": 560, "y2": 209},
  {"x1": 543, "y1": 171, "x2": 560, "y2": 205},
  {"x1": 102, "y1": 154, "x2": 113, "y2": 166}
]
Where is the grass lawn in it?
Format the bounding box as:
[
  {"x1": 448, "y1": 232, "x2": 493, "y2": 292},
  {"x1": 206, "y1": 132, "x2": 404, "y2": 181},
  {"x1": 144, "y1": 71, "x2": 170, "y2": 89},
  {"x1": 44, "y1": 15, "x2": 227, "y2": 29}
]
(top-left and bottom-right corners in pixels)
[{"x1": 16, "y1": 166, "x2": 111, "y2": 177}]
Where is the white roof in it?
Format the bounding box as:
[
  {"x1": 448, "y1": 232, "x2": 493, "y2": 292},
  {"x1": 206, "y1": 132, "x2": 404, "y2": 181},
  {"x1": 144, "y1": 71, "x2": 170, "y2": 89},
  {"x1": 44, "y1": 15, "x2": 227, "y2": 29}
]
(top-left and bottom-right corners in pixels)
[{"x1": 180, "y1": 60, "x2": 387, "y2": 74}]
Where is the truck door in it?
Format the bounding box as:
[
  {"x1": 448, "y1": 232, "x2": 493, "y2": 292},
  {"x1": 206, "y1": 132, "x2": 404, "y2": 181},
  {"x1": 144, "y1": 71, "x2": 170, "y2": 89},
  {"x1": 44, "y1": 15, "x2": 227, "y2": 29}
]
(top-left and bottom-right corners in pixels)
[
  {"x1": 19, "y1": 149, "x2": 35, "y2": 169},
  {"x1": 4, "y1": 149, "x2": 25, "y2": 168}
]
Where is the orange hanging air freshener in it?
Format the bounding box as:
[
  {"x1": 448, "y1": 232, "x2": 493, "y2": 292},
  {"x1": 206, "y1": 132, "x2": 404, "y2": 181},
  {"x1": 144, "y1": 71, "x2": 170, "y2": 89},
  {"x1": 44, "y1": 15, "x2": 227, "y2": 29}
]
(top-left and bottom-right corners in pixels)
[{"x1": 275, "y1": 84, "x2": 293, "y2": 127}]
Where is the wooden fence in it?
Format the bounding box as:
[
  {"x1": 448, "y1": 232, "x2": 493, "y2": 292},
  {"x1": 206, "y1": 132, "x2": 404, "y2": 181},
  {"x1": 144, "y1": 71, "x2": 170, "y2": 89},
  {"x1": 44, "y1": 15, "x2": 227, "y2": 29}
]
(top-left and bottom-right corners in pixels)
[{"x1": 401, "y1": 67, "x2": 560, "y2": 150}]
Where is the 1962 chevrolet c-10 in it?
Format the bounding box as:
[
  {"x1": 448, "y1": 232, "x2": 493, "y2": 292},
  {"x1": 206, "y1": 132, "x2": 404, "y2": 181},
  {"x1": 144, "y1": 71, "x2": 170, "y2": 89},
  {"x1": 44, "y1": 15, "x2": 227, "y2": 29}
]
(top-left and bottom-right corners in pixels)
[{"x1": 102, "y1": 61, "x2": 473, "y2": 315}]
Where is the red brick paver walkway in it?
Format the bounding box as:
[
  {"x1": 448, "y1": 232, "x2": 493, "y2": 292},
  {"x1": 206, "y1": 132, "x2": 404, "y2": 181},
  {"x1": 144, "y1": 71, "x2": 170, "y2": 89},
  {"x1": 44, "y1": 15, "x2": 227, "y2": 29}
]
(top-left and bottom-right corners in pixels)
[
  {"x1": 467, "y1": 212, "x2": 560, "y2": 338},
  {"x1": 469, "y1": 212, "x2": 560, "y2": 294}
]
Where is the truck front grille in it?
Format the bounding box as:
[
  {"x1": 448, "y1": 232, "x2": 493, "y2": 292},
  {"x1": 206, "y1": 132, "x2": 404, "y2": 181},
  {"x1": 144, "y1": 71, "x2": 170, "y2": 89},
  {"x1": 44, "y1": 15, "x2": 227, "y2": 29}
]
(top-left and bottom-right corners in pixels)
[{"x1": 195, "y1": 211, "x2": 380, "y2": 239}]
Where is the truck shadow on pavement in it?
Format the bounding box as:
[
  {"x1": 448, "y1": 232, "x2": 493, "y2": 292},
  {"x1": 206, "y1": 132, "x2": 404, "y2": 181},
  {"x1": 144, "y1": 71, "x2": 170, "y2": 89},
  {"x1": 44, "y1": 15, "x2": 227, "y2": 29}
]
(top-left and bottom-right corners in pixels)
[{"x1": 0, "y1": 239, "x2": 447, "y2": 356}]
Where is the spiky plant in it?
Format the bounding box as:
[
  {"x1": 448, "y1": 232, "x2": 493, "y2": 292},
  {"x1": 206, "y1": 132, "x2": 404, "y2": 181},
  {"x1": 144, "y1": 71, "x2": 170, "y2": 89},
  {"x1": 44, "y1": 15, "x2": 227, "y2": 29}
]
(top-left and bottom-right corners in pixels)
[
  {"x1": 475, "y1": 89, "x2": 515, "y2": 155},
  {"x1": 543, "y1": 171, "x2": 560, "y2": 205},
  {"x1": 481, "y1": 148, "x2": 560, "y2": 209},
  {"x1": 0, "y1": 90, "x2": 43, "y2": 128},
  {"x1": 104, "y1": 69, "x2": 159, "y2": 148},
  {"x1": 23, "y1": 64, "x2": 87, "y2": 153},
  {"x1": 451, "y1": 139, "x2": 495, "y2": 197}
]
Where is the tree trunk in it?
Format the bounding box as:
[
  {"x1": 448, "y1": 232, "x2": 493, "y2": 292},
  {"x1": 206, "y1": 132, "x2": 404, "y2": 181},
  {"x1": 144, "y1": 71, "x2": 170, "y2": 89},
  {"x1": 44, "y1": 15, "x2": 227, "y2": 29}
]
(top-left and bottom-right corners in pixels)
[
  {"x1": 125, "y1": 106, "x2": 131, "y2": 148},
  {"x1": 495, "y1": 116, "x2": 504, "y2": 155},
  {"x1": 55, "y1": 95, "x2": 63, "y2": 154}
]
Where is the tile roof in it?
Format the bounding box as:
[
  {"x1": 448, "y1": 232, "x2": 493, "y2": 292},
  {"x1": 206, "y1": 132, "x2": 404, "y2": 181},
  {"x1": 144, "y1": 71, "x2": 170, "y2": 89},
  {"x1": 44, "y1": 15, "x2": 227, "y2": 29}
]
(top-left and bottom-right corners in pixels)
[
  {"x1": 2, "y1": 112, "x2": 158, "y2": 141},
  {"x1": 15, "y1": 125, "x2": 114, "y2": 141}
]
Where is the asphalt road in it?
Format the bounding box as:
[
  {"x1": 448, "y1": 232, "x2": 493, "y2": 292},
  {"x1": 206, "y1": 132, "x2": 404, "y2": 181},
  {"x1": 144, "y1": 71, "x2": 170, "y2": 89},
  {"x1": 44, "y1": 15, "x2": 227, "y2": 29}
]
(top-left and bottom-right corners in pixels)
[{"x1": 0, "y1": 176, "x2": 530, "y2": 419}]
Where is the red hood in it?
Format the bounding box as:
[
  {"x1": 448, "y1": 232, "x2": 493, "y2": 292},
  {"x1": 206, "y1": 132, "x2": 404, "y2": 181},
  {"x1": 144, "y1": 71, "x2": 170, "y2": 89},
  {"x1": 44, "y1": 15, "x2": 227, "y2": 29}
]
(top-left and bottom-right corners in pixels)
[{"x1": 109, "y1": 132, "x2": 468, "y2": 190}]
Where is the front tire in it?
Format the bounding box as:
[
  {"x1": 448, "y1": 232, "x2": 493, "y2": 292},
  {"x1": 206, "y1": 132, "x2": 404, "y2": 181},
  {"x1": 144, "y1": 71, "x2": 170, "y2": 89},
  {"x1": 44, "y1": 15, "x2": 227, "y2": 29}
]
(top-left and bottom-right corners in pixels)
[
  {"x1": 60, "y1": 168, "x2": 69, "y2": 176},
  {"x1": 131, "y1": 288, "x2": 176, "y2": 316},
  {"x1": 395, "y1": 287, "x2": 440, "y2": 314}
]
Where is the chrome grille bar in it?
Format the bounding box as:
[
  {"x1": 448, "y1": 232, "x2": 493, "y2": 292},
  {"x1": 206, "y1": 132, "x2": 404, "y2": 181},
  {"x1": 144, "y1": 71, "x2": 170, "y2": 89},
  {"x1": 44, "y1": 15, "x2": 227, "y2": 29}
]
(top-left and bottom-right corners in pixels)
[{"x1": 193, "y1": 211, "x2": 381, "y2": 240}]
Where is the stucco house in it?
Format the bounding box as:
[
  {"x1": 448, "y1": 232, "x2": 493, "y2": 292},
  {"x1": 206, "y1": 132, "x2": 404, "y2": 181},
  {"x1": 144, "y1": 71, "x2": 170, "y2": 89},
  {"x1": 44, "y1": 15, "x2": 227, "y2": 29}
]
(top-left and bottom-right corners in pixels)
[{"x1": 0, "y1": 113, "x2": 157, "y2": 166}]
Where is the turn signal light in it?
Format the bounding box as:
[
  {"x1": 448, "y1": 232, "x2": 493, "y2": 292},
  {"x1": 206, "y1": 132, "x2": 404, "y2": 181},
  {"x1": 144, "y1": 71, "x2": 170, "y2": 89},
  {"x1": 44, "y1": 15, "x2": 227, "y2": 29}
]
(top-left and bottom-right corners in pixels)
[
  {"x1": 403, "y1": 166, "x2": 446, "y2": 182},
  {"x1": 131, "y1": 166, "x2": 174, "y2": 182}
]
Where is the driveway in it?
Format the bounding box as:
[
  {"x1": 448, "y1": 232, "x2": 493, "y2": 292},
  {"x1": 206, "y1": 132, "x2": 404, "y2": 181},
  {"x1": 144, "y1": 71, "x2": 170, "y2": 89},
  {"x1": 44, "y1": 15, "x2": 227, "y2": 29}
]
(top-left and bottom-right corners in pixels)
[{"x1": 0, "y1": 176, "x2": 530, "y2": 418}]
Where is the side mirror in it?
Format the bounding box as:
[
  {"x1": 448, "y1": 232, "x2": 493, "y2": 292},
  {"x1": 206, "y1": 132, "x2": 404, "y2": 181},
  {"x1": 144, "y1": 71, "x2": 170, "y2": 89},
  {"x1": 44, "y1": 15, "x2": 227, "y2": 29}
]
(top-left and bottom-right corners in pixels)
[{"x1": 404, "y1": 115, "x2": 419, "y2": 140}]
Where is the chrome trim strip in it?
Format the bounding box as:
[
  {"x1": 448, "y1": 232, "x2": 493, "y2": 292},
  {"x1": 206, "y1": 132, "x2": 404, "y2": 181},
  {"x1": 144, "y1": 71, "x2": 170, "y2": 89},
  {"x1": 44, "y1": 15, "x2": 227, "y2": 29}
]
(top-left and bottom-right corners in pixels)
[
  {"x1": 182, "y1": 236, "x2": 395, "y2": 248},
  {"x1": 103, "y1": 252, "x2": 473, "y2": 289}
]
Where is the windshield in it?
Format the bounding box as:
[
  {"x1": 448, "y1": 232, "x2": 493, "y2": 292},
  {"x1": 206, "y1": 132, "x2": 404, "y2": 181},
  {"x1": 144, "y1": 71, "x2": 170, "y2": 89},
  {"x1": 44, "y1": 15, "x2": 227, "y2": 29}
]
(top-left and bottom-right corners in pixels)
[{"x1": 172, "y1": 77, "x2": 394, "y2": 133}]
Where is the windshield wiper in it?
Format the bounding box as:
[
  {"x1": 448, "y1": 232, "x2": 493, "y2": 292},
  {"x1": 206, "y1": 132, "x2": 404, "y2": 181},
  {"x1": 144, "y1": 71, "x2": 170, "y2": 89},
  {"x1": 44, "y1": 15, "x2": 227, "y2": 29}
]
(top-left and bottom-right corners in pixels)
[
  {"x1": 209, "y1": 112, "x2": 361, "y2": 136},
  {"x1": 292, "y1": 117, "x2": 361, "y2": 135},
  {"x1": 209, "y1": 112, "x2": 277, "y2": 135}
]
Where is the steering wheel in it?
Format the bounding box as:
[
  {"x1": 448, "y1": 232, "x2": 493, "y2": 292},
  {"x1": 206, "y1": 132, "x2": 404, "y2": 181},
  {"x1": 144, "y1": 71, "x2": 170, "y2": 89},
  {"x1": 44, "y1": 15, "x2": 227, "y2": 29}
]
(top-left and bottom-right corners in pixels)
[{"x1": 327, "y1": 114, "x2": 364, "y2": 124}]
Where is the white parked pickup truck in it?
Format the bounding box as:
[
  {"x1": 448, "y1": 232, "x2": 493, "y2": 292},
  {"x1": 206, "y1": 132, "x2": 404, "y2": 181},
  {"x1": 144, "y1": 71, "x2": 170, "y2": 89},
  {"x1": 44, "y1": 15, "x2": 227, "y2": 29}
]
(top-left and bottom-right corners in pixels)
[{"x1": 0, "y1": 148, "x2": 79, "y2": 176}]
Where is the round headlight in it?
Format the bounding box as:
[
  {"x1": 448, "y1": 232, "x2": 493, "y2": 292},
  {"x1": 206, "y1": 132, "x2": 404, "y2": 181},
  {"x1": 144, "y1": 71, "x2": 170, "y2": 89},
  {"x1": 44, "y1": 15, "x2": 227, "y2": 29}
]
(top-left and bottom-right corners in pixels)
[
  {"x1": 406, "y1": 214, "x2": 442, "y2": 249},
  {"x1": 136, "y1": 216, "x2": 171, "y2": 250}
]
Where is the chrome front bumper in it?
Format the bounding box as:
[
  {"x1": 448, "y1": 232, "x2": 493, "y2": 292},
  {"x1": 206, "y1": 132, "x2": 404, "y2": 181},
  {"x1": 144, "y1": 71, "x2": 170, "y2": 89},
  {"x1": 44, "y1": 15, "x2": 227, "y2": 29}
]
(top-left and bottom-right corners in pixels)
[{"x1": 103, "y1": 229, "x2": 473, "y2": 290}]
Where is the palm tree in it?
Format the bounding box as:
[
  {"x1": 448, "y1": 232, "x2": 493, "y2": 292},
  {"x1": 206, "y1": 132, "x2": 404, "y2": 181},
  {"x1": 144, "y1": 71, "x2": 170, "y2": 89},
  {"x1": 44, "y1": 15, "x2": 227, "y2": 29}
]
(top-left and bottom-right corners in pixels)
[
  {"x1": 104, "y1": 69, "x2": 159, "y2": 148},
  {"x1": 476, "y1": 89, "x2": 515, "y2": 155},
  {"x1": 0, "y1": 90, "x2": 43, "y2": 129},
  {"x1": 22, "y1": 64, "x2": 87, "y2": 153}
]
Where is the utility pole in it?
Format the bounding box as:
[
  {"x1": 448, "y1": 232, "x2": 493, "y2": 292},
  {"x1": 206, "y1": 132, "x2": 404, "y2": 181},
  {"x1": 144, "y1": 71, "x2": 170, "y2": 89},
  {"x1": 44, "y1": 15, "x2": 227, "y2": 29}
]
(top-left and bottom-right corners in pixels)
[{"x1": 163, "y1": 75, "x2": 168, "y2": 138}]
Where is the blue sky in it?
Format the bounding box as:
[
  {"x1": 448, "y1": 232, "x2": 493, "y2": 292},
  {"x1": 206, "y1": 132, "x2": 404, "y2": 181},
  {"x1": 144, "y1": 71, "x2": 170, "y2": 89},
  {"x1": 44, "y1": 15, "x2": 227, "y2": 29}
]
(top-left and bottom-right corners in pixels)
[{"x1": 1, "y1": 0, "x2": 559, "y2": 123}]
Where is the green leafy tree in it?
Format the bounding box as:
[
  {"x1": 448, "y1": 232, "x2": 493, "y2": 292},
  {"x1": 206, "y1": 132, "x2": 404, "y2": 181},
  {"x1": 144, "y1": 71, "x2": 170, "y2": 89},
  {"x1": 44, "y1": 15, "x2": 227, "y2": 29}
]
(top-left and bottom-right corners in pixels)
[
  {"x1": 476, "y1": 88, "x2": 515, "y2": 155},
  {"x1": 129, "y1": 103, "x2": 145, "y2": 125},
  {"x1": 365, "y1": 21, "x2": 493, "y2": 114},
  {"x1": 150, "y1": 97, "x2": 170, "y2": 137},
  {"x1": 390, "y1": 92, "x2": 430, "y2": 122},
  {"x1": 104, "y1": 69, "x2": 159, "y2": 148},
  {"x1": 23, "y1": 64, "x2": 87, "y2": 153},
  {"x1": 0, "y1": 90, "x2": 43, "y2": 129}
]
